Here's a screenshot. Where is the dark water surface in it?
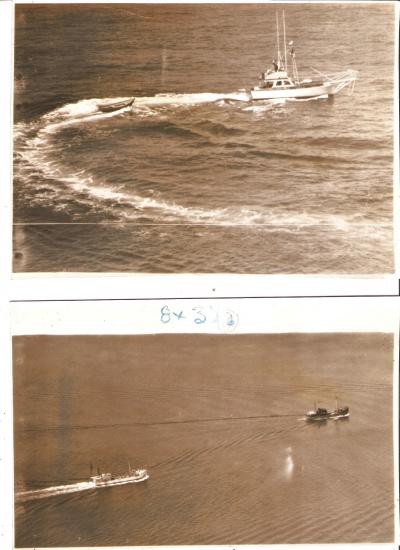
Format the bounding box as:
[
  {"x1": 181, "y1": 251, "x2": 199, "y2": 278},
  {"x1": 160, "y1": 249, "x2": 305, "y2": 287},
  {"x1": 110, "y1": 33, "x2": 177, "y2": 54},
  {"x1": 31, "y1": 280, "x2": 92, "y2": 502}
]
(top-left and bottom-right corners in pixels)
[
  {"x1": 13, "y1": 333, "x2": 394, "y2": 545},
  {"x1": 13, "y1": 3, "x2": 395, "y2": 273}
]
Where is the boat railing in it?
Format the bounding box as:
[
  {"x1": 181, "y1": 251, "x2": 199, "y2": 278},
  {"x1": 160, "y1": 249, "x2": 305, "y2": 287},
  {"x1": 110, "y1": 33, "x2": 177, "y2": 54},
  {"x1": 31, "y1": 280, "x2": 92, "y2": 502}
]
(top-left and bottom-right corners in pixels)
[{"x1": 311, "y1": 68, "x2": 358, "y2": 95}]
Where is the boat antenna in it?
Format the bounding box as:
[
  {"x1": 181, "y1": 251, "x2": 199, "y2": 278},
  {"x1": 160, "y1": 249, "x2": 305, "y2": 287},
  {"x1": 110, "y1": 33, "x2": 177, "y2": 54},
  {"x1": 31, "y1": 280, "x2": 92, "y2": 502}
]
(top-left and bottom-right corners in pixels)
[
  {"x1": 283, "y1": 10, "x2": 287, "y2": 71},
  {"x1": 128, "y1": 459, "x2": 132, "y2": 474},
  {"x1": 276, "y1": 12, "x2": 281, "y2": 69},
  {"x1": 97, "y1": 466, "x2": 100, "y2": 475},
  {"x1": 289, "y1": 40, "x2": 299, "y2": 84},
  {"x1": 90, "y1": 463, "x2": 93, "y2": 476}
]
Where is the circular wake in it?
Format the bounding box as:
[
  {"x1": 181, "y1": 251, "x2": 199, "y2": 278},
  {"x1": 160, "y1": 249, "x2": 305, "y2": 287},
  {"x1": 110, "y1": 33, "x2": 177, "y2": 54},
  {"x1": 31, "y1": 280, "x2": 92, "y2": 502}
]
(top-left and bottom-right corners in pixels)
[{"x1": 14, "y1": 94, "x2": 387, "y2": 237}]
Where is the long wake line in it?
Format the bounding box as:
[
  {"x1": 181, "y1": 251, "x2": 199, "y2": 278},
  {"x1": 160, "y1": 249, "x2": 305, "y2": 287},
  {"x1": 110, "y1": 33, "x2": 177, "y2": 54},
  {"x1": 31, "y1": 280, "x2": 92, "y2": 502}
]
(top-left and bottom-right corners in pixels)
[
  {"x1": 13, "y1": 222, "x2": 390, "y2": 227},
  {"x1": 17, "y1": 413, "x2": 302, "y2": 432}
]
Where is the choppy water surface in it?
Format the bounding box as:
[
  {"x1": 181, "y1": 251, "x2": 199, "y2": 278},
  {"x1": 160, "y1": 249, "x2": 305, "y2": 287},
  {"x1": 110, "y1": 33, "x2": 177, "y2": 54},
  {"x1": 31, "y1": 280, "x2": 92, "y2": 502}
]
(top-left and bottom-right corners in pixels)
[
  {"x1": 13, "y1": 3, "x2": 395, "y2": 273},
  {"x1": 13, "y1": 334, "x2": 394, "y2": 546}
]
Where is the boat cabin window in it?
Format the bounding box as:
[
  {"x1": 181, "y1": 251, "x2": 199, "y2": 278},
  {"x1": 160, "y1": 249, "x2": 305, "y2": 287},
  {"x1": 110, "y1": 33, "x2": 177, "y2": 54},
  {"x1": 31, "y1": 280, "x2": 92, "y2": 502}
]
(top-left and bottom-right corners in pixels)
[{"x1": 274, "y1": 79, "x2": 292, "y2": 88}]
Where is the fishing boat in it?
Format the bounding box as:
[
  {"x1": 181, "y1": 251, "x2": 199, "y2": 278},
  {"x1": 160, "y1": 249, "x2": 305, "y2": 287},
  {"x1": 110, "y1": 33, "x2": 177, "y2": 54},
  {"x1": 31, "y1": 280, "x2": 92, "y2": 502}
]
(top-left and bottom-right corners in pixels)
[
  {"x1": 15, "y1": 464, "x2": 149, "y2": 502},
  {"x1": 90, "y1": 465, "x2": 148, "y2": 487},
  {"x1": 306, "y1": 398, "x2": 350, "y2": 421},
  {"x1": 306, "y1": 406, "x2": 330, "y2": 421},
  {"x1": 98, "y1": 97, "x2": 135, "y2": 113},
  {"x1": 250, "y1": 12, "x2": 357, "y2": 101}
]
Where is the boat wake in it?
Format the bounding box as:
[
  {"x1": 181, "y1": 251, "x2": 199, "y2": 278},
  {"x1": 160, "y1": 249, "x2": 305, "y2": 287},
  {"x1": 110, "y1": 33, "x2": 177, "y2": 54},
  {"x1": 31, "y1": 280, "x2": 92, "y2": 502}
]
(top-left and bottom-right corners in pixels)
[
  {"x1": 15, "y1": 481, "x2": 95, "y2": 502},
  {"x1": 14, "y1": 90, "x2": 380, "y2": 235},
  {"x1": 15, "y1": 468, "x2": 149, "y2": 503}
]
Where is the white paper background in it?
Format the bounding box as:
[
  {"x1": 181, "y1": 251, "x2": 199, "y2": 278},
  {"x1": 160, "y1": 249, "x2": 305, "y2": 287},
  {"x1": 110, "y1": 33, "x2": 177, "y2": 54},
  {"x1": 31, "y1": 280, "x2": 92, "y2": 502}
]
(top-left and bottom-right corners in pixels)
[
  {"x1": 1, "y1": 1, "x2": 399, "y2": 549},
  {"x1": 9, "y1": 296, "x2": 400, "y2": 335}
]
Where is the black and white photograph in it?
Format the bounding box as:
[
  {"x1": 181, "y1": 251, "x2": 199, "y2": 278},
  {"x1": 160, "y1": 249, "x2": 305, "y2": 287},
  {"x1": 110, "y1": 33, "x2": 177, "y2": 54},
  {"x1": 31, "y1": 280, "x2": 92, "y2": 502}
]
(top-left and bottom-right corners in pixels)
[
  {"x1": 13, "y1": 2, "x2": 397, "y2": 274},
  {"x1": 4, "y1": 0, "x2": 399, "y2": 548},
  {"x1": 13, "y1": 326, "x2": 395, "y2": 546}
]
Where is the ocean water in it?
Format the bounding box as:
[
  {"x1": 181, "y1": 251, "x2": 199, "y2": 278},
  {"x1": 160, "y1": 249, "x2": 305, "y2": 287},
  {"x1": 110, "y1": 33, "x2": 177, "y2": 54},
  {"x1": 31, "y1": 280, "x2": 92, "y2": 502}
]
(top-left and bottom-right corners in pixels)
[
  {"x1": 13, "y1": 3, "x2": 395, "y2": 273},
  {"x1": 13, "y1": 333, "x2": 394, "y2": 546}
]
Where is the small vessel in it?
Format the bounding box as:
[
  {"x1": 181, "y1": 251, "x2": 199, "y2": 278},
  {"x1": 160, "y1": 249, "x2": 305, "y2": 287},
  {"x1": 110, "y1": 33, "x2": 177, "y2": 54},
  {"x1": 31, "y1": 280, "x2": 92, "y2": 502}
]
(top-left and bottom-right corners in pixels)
[
  {"x1": 15, "y1": 464, "x2": 148, "y2": 502},
  {"x1": 331, "y1": 405, "x2": 350, "y2": 419},
  {"x1": 89, "y1": 465, "x2": 149, "y2": 487},
  {"x1": 306, "y1": 398, "x2": 350, "y2": 421},
  {"x1": 98, "y1": 97, "x2": 135, "y2": 113},
  {"x1": 250, "y1": 12, "x2": 357, "y2": 101},
  {"x1": 306, "y1": 406, "x2": 331, "y2": 421}
]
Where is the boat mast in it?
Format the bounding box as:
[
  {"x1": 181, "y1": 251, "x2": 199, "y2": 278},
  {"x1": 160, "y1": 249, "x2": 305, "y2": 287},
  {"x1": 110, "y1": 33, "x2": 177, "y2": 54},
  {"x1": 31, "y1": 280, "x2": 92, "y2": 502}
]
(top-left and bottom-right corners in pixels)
[
  {"x1": 276, "y1": 12, "x2": 281, "y2": 69},
  {"x1": 283, "y1": 11, "x2": 287, "y2": 71}
]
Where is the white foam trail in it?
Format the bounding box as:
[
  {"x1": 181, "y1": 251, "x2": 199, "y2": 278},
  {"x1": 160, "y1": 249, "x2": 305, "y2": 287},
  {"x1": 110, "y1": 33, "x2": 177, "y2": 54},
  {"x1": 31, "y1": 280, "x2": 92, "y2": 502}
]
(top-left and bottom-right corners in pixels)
[
  {"x1": 42, "y1": 98, "x2": 102, "y2": 121},
  {"x1": 242, "y1": 98, "x2": 286, "y2": 113},
  {"x1": 125, "y1": 194, "x2": 229, "y2": 223},
  {"x1": 18, "y1": 90, "x2": 269, "y2": 143},
  {"x1": 42, "y1": 96, "x2": 136, "y2": 123},
  {"x1": 119, "y1": 191, "x2": 384, "y2": 230},
  {"x1": 17, "y1": 132, "x2": 391, "y2": 231},
  {"x1": 18, "y1": 88, "x2": 327, "y2": 142},
  {"x1": 14, "y1": 121, "x2": 30, "y2": 141},
  {"x1": 15, "y1": 481, "x2": 94, "y2": 502},
  {"x1": 63, "y1": 174, "x2": 130, "y2": 202},
  {"x1": 134, "y1": 91, "x2": 250, "y2": 107},
  {"x1": 16, "y1": 125, "x2": 389, "y2": 230},
  {"x1": 286, "y1": 94, "x2": 329, "y2": 102},
  {"x1": 41, "y1": 104, "x2": 133, "y2": 135},
  {"x1": 14, "y1": 95, "x2": 391, "y2": 234},
  {"x1": 38, "y1": 92, "x2": 251, "y2": 132},
  {"x1": 37, "y1": 91, "x2": 246, "y2": 135}
]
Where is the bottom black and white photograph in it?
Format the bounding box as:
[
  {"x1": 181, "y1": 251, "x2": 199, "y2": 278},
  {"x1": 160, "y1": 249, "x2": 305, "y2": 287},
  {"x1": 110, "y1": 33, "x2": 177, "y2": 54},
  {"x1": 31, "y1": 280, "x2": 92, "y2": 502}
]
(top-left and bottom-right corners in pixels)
[{"x1": 11, "y1": 299, "x2": 397, "y2": 548}]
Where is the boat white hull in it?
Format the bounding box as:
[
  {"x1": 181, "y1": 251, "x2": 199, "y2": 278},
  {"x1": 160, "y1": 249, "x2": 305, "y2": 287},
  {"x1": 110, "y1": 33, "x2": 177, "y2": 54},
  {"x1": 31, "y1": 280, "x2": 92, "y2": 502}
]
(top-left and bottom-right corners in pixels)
[
  {"x1": 250, "y1": 82, "x2": 334, "y2": 100},
  {"x1": 93, "y1": 473, "x2": 149, "y2": 487}
]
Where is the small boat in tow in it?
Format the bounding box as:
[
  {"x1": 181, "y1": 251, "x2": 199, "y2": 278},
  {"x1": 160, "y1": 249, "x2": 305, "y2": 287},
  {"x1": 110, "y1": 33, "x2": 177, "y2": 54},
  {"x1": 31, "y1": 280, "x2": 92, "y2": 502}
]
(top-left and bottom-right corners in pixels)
[
  {"x1": 249, "y1": 12, "x2": 357, "y2": 101},
  {"x1": 306, "y1": 399, "x2": 350, "y2": 422},
  {"x1": 98, "y1": 97, "x2": 135, "y2": 113}
]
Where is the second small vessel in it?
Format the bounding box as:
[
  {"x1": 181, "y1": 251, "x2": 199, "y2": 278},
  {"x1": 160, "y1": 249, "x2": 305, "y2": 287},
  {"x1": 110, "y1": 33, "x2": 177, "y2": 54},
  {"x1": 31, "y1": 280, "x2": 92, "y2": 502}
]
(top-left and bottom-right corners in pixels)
[{"x1": 98, "y1": 97, "x2": 135, "y2": 113}]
